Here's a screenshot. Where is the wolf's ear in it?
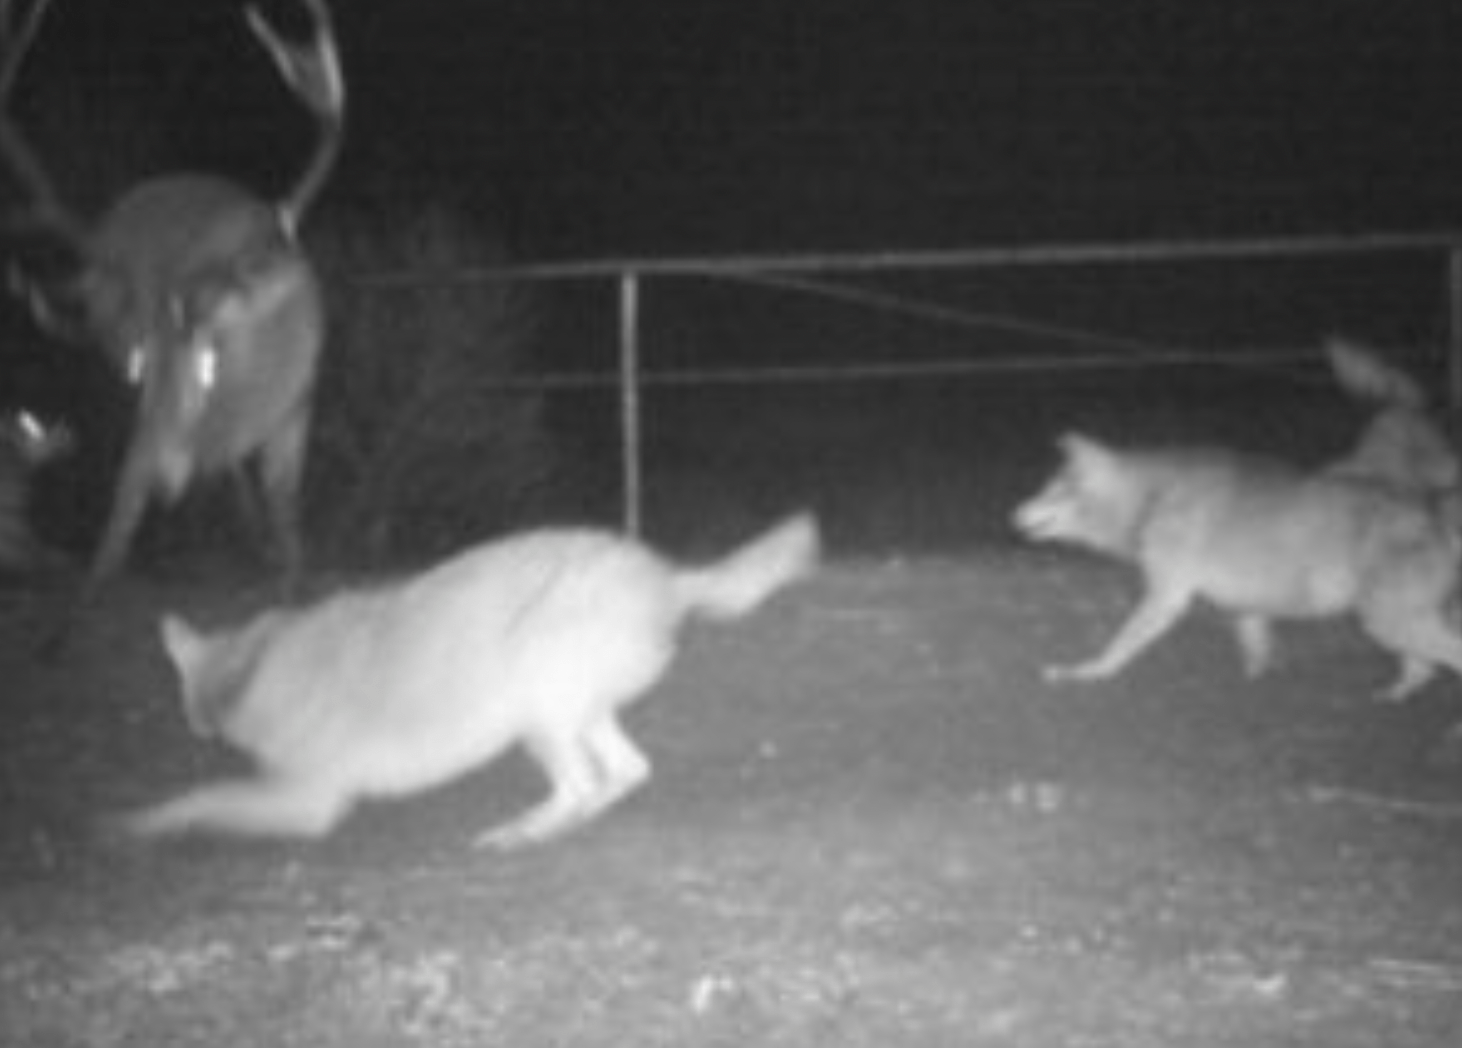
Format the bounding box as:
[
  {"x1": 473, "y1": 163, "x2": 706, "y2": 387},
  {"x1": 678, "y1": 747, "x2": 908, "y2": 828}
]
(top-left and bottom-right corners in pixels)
[
  {"x1": 1057, "y1": 431, "x2": 1104, "y2": 462},
  {"x1": 159, "y1": 614, "x2": 207, "y2": 681},
  {"x1": 1057, "y1": 432, "x2": 1118, "y2": 481}
]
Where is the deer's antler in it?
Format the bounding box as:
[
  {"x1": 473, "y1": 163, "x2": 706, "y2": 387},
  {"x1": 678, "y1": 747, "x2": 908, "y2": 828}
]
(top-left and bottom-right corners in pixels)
[
  {"x1": 0, "y1": 0, "x2": 84, "y2": 243},
  {"x1": 246, "y1": 0, "x2": 345, "y2": 236}
]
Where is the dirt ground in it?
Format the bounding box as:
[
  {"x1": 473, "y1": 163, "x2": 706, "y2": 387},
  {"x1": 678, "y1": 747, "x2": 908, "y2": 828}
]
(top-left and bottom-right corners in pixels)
[{"x1": 3, "y1": 547, "x2": 1462, "y2": 1047}]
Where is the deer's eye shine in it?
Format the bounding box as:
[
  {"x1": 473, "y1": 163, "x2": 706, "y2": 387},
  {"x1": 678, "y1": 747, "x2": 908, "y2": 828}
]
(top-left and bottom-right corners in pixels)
[
  {"x1": 125, "y1": 346, "x2": 148, "y2": 384},
  {"x1": 192, "y1": 343, "x2": 220, "y2": 392},
  {"x1": 16, "y1": 409, "x2": 42, "y2": 443}
]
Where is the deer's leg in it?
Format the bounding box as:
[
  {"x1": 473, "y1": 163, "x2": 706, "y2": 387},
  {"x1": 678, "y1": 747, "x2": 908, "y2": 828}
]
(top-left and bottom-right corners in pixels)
[
  {"x1": 89, "y1": 451, "x2": 157, "y2": 589},
  {"x1": 256, "y1": 407, "x2": 310, "y2": 583},
  {"x1": 41, "y1": 453, "x2": 154, "y2": 655}
]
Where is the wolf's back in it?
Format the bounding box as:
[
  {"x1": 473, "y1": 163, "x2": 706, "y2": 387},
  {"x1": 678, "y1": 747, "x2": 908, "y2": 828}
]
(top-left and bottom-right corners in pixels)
[{"x1": 673, "y1": 513, "x2": 819, "y2": 620}]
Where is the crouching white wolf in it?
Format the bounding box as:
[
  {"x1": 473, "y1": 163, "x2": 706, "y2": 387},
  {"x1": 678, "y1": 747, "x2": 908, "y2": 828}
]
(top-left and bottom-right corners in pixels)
[
  {"x1": 119, "y1": 513, "x2": 819, "y2": 849},
  {"x1": 1013, "y1": 434, "x2": 1462, "y2": 699}
]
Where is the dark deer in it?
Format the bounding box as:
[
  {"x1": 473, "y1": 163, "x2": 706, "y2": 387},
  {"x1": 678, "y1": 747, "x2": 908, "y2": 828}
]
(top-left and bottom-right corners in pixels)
[{"x1": 0, "y1": 0, "x2": 344, "y2": 639}]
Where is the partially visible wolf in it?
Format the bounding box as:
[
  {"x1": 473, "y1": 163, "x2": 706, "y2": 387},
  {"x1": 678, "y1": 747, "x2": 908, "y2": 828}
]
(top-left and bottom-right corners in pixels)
[
  {"x1": 119, "y1": 513, "x2": 819, "y2": 848},
  {"x1": 1013, "y1": 433, "x2": 1462, "y2": 698},
  {"x1": 1323, "y1": 337, "x2": 1459, "y2": 494}
]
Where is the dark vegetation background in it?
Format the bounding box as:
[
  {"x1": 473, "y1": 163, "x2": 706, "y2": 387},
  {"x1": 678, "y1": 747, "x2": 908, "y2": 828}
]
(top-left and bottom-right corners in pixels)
[{"x1": 1, "y1": 0, "x2": 1460, "y2": 571}]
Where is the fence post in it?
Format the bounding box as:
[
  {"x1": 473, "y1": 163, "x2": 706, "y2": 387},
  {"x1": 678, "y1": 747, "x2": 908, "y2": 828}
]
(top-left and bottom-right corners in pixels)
[
  {"x1": 1449, "y1": 246, "x2": 1462, "y2": 411},
  {"x1": 618, "y1": 269, "x2": 643, "y2": 536}
]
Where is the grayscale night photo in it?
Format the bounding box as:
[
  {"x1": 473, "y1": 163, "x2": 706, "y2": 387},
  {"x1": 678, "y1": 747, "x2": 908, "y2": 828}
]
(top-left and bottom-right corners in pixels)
[{"x1": 1, "y1": 0, "x2": 1461, "y2": 1042}]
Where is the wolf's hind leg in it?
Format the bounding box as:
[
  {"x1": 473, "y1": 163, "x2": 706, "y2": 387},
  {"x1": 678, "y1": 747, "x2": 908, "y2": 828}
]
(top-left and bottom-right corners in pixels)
[
  {"x1": 1360, "y1": 597, "x2": 1462, "y2": 702},
  {"x1": 119, "y1": 776, "x2": 351, "y2": 840},
  {"x1": 474, "y1": 727, "x2": 599, "y2": 851},
  {"x1": 1233, "y1": 615, "x2": 1275, "y2": 679},
  {"x1": 582, "y1": 713, "x2": 652, "y2": 815}
]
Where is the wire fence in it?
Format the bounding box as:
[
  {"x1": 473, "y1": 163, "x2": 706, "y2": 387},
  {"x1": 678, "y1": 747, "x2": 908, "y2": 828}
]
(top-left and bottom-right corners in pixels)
[{"x1": 347, "y1": 229, "x2": 1462, "y2": 533}]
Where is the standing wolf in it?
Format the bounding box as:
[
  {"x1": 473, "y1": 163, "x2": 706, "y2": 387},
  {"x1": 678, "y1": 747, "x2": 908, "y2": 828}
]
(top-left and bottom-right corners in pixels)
[
  {"x1": 1013, "y1": 434, "x2": 1462, "y2": 698},
  {"x1": 120, "y1": 513, "x2": 819, "y2": 848}
]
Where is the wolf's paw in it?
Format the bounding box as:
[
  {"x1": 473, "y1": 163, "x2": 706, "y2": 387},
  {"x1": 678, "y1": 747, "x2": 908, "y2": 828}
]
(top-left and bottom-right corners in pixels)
[
  {"x1": 1043, "y1": 662, "x2": 1104, "y2": 685},
  {"x1": 1240, "y1": 655, "x2": 1273, "y2": 680},
  {"x1": 472, "y1": 824, "x2": 536, "y2": 852},
  {"x1": 110, "y1": 810, "x2": 163, "y2": 841},
  {"x1": 106, "y1": 800, "x2": 198, "y2": 842},
  {"x1": 473, "y1": 800, "x2": 598, "y2": 852},
  {"x1": 91, "y1": 809, "x2": 162, "y2": 850},
  {"x1": 1376, "y1": 668, "x2": 1433, "y2": 704}
]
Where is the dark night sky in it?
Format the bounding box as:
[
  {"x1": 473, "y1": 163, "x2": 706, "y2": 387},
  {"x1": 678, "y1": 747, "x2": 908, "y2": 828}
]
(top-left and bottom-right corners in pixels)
[{"x1": 23, "y1": 0, "x2": 1462, "y2": 257}]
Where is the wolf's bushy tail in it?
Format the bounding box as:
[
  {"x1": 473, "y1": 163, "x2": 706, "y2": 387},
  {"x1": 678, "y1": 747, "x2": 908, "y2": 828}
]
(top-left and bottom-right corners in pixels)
[
  {"x1": 674, "y1": 512, "x2": 819, "y2": 621},
  {"x1": 1327, "y1": 337, "x2": 1424, "y2": 408}
]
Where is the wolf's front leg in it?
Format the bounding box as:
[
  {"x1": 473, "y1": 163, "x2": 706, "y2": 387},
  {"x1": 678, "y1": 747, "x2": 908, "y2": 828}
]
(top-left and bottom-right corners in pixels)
[
  {"x1": 1044, "y1": 583, "x2": 1191, "y2": 684},
  {"x1": 1232, "y1": 614, "x2": 1275, "y2": 679},
  {"x1": 117, "y1": 776, "x2": 350, "y2": 840}
]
